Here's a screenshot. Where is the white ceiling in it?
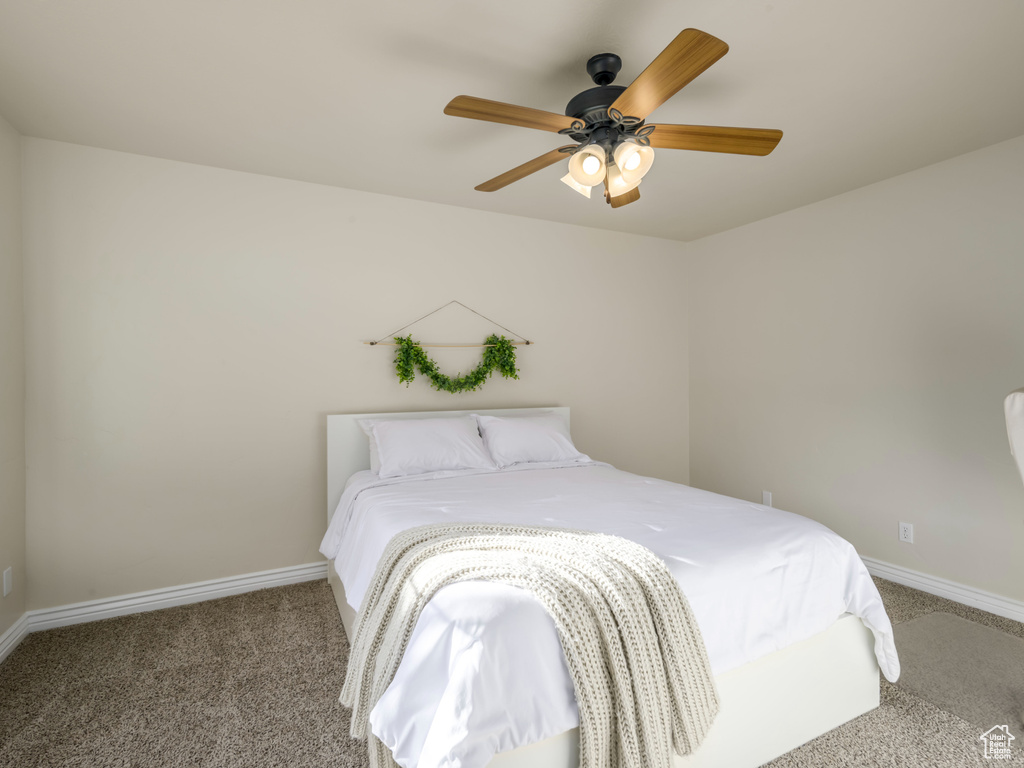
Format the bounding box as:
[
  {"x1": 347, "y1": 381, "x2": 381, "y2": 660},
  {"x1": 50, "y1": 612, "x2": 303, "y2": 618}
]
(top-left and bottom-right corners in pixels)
[{"x1": 1, "y1": 0, "x2": 1022, "y2": 242}]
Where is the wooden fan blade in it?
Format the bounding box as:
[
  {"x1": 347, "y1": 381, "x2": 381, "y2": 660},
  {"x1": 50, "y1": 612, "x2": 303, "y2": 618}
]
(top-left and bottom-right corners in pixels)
[
  {"x1": 445, "y1": 95, "x2": 577, "y2": 134},
  {"x1": 646, "y1": 124, "x2": 783, "y2": 156},
  {"x1": 609, "y1": 186, "x2": 640, "y2": 208},
  {"x1": 610, "y1": 29, "x2": 729, "y2": 120},
  {"x1": 475, "y1": 146, "x2": 575, "y2": 192},
  {"x1": 603, "y1": 176, "x2": 641, "y2": 208}
]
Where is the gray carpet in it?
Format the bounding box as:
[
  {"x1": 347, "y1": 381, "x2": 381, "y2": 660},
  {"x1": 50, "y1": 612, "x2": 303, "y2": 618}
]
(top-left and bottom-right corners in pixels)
[
  {"x1": 0, "y1": 582, "x2": 365, "y2": 768},
  {"x1": 893, "y1": 612, "x2": 1024, "y2": 732},
  {"x1": 763, "y1": 579, "x2": 1024, "y2": 768},
  {"x1": 1, "y1": 577, "x2": 1022, "y2": 767}
]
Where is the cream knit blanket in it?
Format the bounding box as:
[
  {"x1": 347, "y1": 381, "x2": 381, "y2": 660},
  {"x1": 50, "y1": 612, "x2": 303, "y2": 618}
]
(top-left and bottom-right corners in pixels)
[{"x1": 340, "y1": 523, "x2": 720, "y2": 768}]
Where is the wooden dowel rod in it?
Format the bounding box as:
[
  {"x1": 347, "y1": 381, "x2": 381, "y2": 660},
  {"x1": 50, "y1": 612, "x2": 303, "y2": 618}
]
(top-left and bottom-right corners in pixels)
[{"x1": 365, "y1": 342, "x2": 532, "y2": 347}]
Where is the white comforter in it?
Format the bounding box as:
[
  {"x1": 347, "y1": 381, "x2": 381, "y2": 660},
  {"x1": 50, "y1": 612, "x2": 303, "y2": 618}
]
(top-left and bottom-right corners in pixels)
[{"x1": 320, "y1": 463, "x2": 900, "y2": 768}]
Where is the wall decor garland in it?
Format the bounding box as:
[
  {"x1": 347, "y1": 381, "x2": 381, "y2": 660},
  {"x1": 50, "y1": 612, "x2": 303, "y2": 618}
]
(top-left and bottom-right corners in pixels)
[
  {"x1": 365, "y1": 300, "x2": 531, "y2": 394},
  {"x1": 393, "y1": 334, "x2": 519, "y2": 393}
]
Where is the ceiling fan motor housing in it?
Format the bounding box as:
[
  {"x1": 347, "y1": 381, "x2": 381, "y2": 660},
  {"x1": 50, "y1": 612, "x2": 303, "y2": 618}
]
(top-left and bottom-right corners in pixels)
[
  {"x1": 564, "y1": 85, "x2": 629, "y2": 140},
  {"x1": 586, "y1": 52, "x2": 621, "y2": 85},
  {"x1": 564, "y1": 53, "x2": 646, "y2": 143}
]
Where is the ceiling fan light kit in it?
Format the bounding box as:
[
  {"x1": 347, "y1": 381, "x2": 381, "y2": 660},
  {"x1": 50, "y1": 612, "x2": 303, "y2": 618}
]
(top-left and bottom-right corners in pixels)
[
  {"x1": 443, "y1": 28, "x2": 783, "y2": 209},
  {"x1": 567, "y1": 144, "x2": 607, "y2": 187},
  {"x1": 606, "y1": 163, "x2": 642, "y2": 197},
  {"x1": 614, "y1": 140, "x2": 654, "y2": 177},
  {"x1": 560, "y1": 172, "x2": 593, "y2": 198}
]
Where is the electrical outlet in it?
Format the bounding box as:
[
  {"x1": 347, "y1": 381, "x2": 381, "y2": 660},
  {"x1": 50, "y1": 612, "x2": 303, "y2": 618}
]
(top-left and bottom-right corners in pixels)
[
  {"x1": 762, "y1": 491, "x2": 772, "y2": 507},
  {"x1": 2, "y1": 567, "x2": 10, "y2": 597},
  {"x1": 899, "y1": 522, "x2": 914, "y2": 544}
]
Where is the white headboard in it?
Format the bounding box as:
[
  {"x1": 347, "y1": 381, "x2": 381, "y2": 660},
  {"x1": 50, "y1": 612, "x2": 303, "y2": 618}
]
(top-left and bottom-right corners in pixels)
[{"x1": 327, "y1": 407, "x2": 569, "y2": 522}]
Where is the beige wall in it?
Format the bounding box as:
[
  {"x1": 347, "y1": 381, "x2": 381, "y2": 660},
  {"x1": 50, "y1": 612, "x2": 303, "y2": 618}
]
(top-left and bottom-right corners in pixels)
[
  {"x1": 25, "y1": 127, "x2": 1021, "y2": 616},
  {"x1": 21, "y1": 138, "x2": 689, "y2": 610},
  {"x1": 689, "y1": 135, "x2": 1024, "y2": 603},
  {"x1": 0, "y1": 113, "x2": 26, "y2": 635}
]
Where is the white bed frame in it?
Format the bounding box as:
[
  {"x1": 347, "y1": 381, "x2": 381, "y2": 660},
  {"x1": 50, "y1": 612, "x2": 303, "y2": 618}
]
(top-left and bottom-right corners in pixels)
[{"x1": 326, "y1": 408, "x2": 880, "y2": 768}]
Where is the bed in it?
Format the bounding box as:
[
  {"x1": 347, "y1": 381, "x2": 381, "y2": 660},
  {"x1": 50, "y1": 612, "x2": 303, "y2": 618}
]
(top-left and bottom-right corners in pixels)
[{"x1": 322, "y1": 407, "x2": 899, "y2": 768}]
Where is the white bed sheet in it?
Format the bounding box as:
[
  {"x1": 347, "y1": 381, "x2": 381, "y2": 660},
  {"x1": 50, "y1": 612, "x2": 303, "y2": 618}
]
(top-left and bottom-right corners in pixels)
[{"x1": 320, "y1": 463, "x2": 899, "y2": 768}]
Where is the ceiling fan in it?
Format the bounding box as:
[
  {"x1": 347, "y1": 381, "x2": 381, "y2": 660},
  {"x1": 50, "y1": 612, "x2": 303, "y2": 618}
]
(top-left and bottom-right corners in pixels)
[{"x1": 444, "y1": 28, "x2": 782, "y2": 208}]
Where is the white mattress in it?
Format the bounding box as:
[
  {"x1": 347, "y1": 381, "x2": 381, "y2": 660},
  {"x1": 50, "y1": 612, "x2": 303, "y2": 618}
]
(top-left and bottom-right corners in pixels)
[{"x1": 320, "y1": 463, "x2": 899, "y2": 768}]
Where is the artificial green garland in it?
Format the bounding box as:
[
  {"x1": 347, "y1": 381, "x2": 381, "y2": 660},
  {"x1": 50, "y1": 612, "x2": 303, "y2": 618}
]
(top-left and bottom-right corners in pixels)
[{"x1": 394, "y1": 334, "x2": 519, "y2": 393}]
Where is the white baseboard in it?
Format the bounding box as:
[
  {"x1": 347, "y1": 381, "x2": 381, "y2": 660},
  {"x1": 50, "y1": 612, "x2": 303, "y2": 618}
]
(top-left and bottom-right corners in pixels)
[
  {"x1": 0, "y1": 561, "x2": 328, "y2": 665},
  {"x1": 6, "y1": 556, "x2": 1022, "y2": 666},
  {"x1": 0, "y1": 613, "x2": 31, "y2": 666},
  {"x1": 862, "y1": 556, "x2": 1024, "y2": 624}
]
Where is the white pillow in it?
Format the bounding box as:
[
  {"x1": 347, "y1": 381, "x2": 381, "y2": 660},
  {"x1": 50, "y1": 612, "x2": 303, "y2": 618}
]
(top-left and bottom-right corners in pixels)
[
  {"x1": 475, "y1": 413, "x2": 589, "y2": 468},
  {"x1": 358, "y1": 416, "x2": 496, "y2": 478},
  {"x1": 357, "y1": 419, "x2": 383, "y2": 474}
]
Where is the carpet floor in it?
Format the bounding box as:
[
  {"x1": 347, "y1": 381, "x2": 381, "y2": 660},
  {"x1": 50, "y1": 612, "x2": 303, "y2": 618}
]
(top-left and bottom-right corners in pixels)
[
  {"x1": 1, "y1": 576, "x2": 1022, "y2": 767},
  {"x1": 892, "y1": 611, "x2": 1024, "y2": 732}
]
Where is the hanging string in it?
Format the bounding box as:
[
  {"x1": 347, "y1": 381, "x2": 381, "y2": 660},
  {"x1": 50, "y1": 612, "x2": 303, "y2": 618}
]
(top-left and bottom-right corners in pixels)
[{"x1": 367, "y1": 300, "x2": 532, "y2": 346}]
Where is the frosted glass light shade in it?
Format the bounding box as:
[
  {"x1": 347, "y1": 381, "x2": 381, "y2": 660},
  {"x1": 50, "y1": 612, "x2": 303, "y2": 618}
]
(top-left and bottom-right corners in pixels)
[
  {"x1": 568, "y1": 145, "x2": 606, "y2": 187},
  {"x1": 605, "y1": 163, "x2": 642, "y2": 197},
  {"x1": 612, "y1": 141, "x2": 655, "y2": 185},
  {"x1": 560, "y1": 173, "x2": 592, "y2": 198}
]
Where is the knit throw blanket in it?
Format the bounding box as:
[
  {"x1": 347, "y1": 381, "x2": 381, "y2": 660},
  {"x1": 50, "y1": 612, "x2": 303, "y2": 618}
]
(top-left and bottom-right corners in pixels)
[{"x1": 341, "y1": 523, "x2": 720, "y2": 768}]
